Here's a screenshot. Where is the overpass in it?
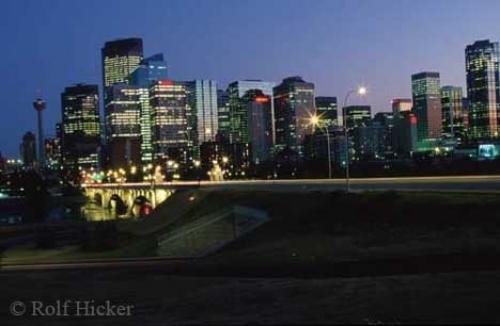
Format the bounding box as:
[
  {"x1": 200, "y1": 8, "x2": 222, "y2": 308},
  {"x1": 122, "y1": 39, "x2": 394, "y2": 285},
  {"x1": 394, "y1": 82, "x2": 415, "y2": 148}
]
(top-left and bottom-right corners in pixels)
[{"x1": 82, "y1": 175, "x2": 500, "y2": 213}]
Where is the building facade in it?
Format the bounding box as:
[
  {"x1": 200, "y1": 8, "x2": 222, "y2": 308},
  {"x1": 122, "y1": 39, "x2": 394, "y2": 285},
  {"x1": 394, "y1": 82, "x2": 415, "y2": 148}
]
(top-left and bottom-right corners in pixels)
[
  {"x1": 102, "y1": 38, "x2": 144, "y2": 90},
  {"x1": 104, "y1": 83, "x2": 142, "y2": 168},
  {"x1": 441, "y1": 86, "x2": 466, "y2": 140},
  {"x1": 241, "y1": 89, "x2": 273, "y2": 164},
  {"x1": 128, "y1": 53, "x2": 169, "y2": 164},
  {"x1": 315, "y1": 96, "x2": 338, "y2": 128},
  {"x1": 150, "y1": 80, "x2": 190, "y2": 163},
  {"x1": 20, "y1": 132, "x2": 36, "y2": 168},
  {"x1": 273, "y1": 76, "x2": 315, "y2": 156},
  {"x1": 184, "y1": 80, "x2": 218, "y2": 145},
  {"x1": 411, "y1": 72, "x2": 443, "y2": 142},
  {"x1": 217, "y1": 89, "x2": 231, "y2": 142},
  {"x1": 465, "y1": 39, "x2": 500, "y2": 139},
  {"x1": 227, "y1": 80, "x2": 276, "y2": 144},
  {"x1": 60, "y1": 84, "x2": 101, "y2": 171}
]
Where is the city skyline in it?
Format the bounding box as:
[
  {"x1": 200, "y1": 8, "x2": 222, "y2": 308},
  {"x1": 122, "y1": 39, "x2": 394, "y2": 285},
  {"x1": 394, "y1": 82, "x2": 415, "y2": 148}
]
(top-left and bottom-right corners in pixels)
[{"x1": 2, "y1": 0, "x2": 500, "y2": 156}]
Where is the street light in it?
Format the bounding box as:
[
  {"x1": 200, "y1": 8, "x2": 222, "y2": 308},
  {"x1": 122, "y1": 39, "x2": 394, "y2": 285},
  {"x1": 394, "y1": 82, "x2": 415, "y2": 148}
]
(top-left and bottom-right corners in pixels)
[
  {"x1": 309, "y1": 114, "x2": 333, "y2": 179},
  {"x1": 342, "y1": 86, "x2": 367, "y2": 192}
]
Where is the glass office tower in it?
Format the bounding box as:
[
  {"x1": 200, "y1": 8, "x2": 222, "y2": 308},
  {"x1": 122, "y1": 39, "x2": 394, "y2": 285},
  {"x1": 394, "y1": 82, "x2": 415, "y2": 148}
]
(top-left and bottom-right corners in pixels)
[
  {"x1": 465, "y1": 39, "x2": 500, "y2": 139},
  {"x1": 105, "y1": 83, "x2": 142, "y2": 168},
  {"x1": 102, "y1": 38, "x2": 143, "y2": 89},
  {"x1": 315, "y1": 96, "x2": 338, "y2": 128},
  {"x1": 411, "y1": 72, "x2": 443, "y2": 142},
  {"x1": 227, "y1": 80, "x2": 276, "y2": 144},
  {"x1": 273, "y1": 76, "x2": 315, "y2": 156},
  {"x1": 60, "y1": 84, "x2": 101, "y2": 170},
  {"x1": 128, "y1": 53, "x2": 169, "y2": 164},
  {"x1": 150, "y1": 80, "x2": 190, "y2": 163},
  {"x1": 241, "y1": 89, "x2": 273, "y2": 164},
  {"x1": 441, "y1": 86, "x2": 466, "y2": 140},
  {"x1": 184, "y1": 80, "x2": 218, "y2": 145}
]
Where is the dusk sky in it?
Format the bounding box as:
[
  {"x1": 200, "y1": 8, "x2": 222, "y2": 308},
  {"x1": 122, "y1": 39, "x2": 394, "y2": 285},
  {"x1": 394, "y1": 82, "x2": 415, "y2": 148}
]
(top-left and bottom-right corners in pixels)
[{"x1": 2, "y1": 0, "x2": 500, "y2": 157}]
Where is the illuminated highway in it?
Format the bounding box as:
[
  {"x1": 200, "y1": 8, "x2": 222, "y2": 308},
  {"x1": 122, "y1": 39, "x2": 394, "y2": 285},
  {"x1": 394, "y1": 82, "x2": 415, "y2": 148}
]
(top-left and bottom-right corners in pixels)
[{"x1": 83, "y1": 175, "x2": 500, "y2": 193}]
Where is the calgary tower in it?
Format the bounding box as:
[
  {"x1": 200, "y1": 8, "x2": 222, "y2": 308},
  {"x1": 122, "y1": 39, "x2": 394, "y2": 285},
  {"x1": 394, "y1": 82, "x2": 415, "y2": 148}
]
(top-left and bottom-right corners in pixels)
[{"x1": 33, "y1": 98, "x2": 46, "y2": 168}]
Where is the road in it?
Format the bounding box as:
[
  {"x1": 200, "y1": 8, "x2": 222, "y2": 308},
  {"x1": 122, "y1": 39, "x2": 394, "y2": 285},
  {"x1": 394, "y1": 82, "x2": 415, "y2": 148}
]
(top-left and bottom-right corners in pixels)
[{"x1": 85, "y1": 175, "x2": 500, "y2": 193}]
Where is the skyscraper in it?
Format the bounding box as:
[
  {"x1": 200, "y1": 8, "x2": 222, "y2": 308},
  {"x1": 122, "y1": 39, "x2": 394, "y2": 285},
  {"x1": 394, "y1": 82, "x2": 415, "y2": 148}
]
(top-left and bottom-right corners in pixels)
[
  {"x1": 128, "y1": 53, "x2": 169, "y2": 164},
  {"x1": 273, "y1": 76, "x2": 315, "y2": 156},
  {"x1": 411, "y1": 72, "x2": 442, "y2": 142},
  {"x1": 227, "y1": 80, "x2": 276, "y2": 144},
  {"x1": 392, "y1": 99, "x2": 417, "y2": 156},
  {"x1": 150, "y1": 80, "x2": 190, "y2": 163},
  {"x1": 105, "y1": 83, "x2": 142, "y2": 168},
  {"x1": 441, "y1": 86, "x2": 466, "y2": 140},
  {"x1": 102, "y1": 38, "x2": 144, "y2": 89},
  {"x1": 184, "y1": 80, "x2": 218, "y2": 145},
  {"x1": 465, "y1": 39, "x2": 500, "y2": 139},
  {"x1": 60, "y1": 84, "x2": 101, "y2": 171},
  {"x1": 217, "y1": 89, "x2": 231, "y2": 142},
  {"x1": 391, "y1": 98, "x2": 412, "y2": 115},
  {"x1": 343, "y1": 106, "x2": 371, "y2": 131},
  {"x1": 315, "y1": 97, "x2": 338, "y2": 128},
  {"x1": 241, "y1": 89, "x2": 273, "y2": 164},
  {"x1": 20, "y1": 131, "x2": 36, "y2": 168}
]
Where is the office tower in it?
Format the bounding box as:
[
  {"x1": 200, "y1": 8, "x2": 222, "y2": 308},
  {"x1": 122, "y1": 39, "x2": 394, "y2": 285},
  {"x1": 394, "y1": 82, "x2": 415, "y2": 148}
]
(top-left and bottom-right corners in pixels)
[
  {"x1": 315, "y1": 97, "x2": 338, "y2": 128},
  {"x1": 441, "y1": 86, "x2": 466, "y2": 139},
  {"x1": 241, "y1": 90, "x2": 273, "y2": 164},
  {"x1": 20, "y1": 131, "x2": 36, "y2": 168},
  {"x1": 105, "y1": 83, "x2": 142, "y2": 168},
  {"x1": 60, "y1": 84, "x2": 101, "y2": 170},
  {"x1": 128, "y1": 53, "x2": 169, "y2": 164},
  {"x1": 391, "y1": 98, "x2": 416, "y2": 156},
  {"x1": 44, "y1": 137, "x2": 61, "y2": 171},
  {"x1": 465, "y1": 40, "x2": 500, "y2": 139},
  {"x1": 411, "y1": 72, "x2": 443, "y2": 142},
  {"x1": 273, "y1": 76, "x2": 315, "y2": 156},
  {"x1": 391, "y1": 98, "x2": 412, "y2": 114},
  {"x1": 227, "y1": 80, "x2": 276, "y2": 144},
  {"x1": 128, "y1": 53, "x2": 168, "y2": 86},
  {"x1": 150, "y1": 80, "x2": 190, "y2": 163},
  {"x1": 33, "y1": 98, "x2": 46, "y2": 167},
  {"x1": 102, "y1": 38, "x2": 143, "y2": 89},
  {"x1": 373, "y1": 112, "x2": 394, "y2": 157},
  {"x1": 217, "y1": 89, "x2": 231, "y2": 142},
  {"x1": 184, "y1": 80, "x2": 218, "y2": 145},
  {"x1": 343, "y1": 106, "x2": 371, "y2": 131}
]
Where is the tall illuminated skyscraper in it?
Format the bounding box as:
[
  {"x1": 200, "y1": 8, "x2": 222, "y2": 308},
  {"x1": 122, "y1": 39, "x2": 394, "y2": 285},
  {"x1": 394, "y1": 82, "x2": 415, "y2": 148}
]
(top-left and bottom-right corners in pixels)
[
  {"x1": 466, "y1": 39, "x2": 500, "y2": 139},
  {"x1": 411, "y1": 72, "x2": 442, "y2": 142},
  {"x1": 441, "y1": 86, "x2": 465, "y2": 139},
  {"x1": 60, "y1": 84, "x2": 101, "y2": 171},
  {"x1": 102, "y1": 38, "x2": 143, "y2": 89},
  {"x1": 150, "y1": 80, "x2": 190, "y2": 163},
  {"x1": 184, "y1": 80, "x2": 218, "y2": 145},
  {"x1": 105, "y1": 83, "x2": 142, "y2": 168},
  {"x1": 315, "y1": 97, "x2": 338, "y2": 128},
  {"x1": 217, "y1": 89, "x2": 231, "y2": 142},
  {"x1": 20, "y1": 131, "x2": 37, "y2": 168},
  {"x1": 273, "y1": 76, "x2": 315, "y2": 156},
  {"x1": 227, "y1": 80, "x2": 276, "y2": 144},
  {"x1": 128, "y1": 53, "x2": 168, "y2": 164},
  {"x1": 241, "y1": 89, "x2": 273, "y2": 164}
]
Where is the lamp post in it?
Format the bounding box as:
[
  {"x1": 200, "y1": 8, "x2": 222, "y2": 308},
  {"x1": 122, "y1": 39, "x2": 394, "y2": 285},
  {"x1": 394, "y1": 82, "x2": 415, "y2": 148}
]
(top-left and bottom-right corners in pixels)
[{"x1": 342, "y1": 86, "x2": 367, "y2": 192}]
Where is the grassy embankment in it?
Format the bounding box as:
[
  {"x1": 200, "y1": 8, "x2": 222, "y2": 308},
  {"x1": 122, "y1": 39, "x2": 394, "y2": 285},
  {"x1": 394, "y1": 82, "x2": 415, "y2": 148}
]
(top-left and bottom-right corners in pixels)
[{"x1": 3, "y1": 190, "x2": 500, "y2": 269}]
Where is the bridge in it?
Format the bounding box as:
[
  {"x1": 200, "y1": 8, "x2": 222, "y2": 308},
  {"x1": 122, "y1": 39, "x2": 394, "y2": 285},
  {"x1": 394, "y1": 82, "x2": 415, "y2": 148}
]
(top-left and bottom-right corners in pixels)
[{"x1": 82, "y1": 175, "x2": 500, "y2": 215}]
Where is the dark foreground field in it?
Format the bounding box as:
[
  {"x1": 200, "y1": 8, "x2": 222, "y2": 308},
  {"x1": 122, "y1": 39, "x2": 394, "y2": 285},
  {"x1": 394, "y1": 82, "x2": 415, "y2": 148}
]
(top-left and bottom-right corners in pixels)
[
  {"x1": 2, "y1": 190, "x2": 500, "y2": 324},
  {"x1": 2, "y1": 269, "x2": 500, "y2": 325}
]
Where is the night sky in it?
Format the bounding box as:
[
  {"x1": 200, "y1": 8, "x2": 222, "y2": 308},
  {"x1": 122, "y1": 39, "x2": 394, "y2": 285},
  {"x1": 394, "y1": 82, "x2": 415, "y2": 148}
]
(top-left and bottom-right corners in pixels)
[{"x1": 2, "y1": 0, "x2": 500, "y2": 157}]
